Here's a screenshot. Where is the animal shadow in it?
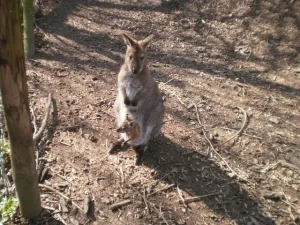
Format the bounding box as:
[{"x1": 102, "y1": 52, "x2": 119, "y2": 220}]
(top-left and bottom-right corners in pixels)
[{"x1": 141, "y1": 135, "x2": 274, "y2": 224}]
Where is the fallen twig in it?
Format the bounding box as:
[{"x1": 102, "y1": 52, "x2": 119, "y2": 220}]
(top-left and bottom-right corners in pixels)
[
  {"x1": 109, "y1": 200, "x2": 132, "y2": 210},
  {"x1": 260, "y1": 160, "x2": 300, "y2": 174},
  {"x1": 50, "y1": 168, "x2": 72, "y2": 184},
  {"x1": 143, "y1": 188, "x2": 150, "y2": 214},
  {"x1": 31, "y1": 106, "x2": 40, "y2": 169},
  {"x1": 134, "y1": 187, "x2": 169, "y2": 225},
  {"x1": 220, "y1": 127, "x2": 262, "y2": 140},
  {"x1": 39, "y1": 184, "x2": 68, "y2": 201},
  {"x1": 148, "y1": 184, "x2": 175, "y2": 197},
  {"x1": 177, "y1": 186, "x2": 187, "y2": 208},
  {"x1": 249, "y1": 215, "x2": 260, "y2": 225},
  {"x1": 57, "y1": 214, "x2": 68, "y2": 225},
  {"x1": 173, "y1": 92, "x2": 186, "y2": 108},
  {"x1": 260, "y1": 162, "x2": 278, "y2": 173},
  {"x1": 31, "y1": 107, "x2": 38, "y2": 134},
  {"x1": 119, "y1": 165, "x2": 124, "y2": 184},
  {"x1": 148, "y1": 170, "x2": 174, "y2": 189},
  {"x1": 279, "y1": 160, "x2": 300, "y2": 174},
  {"x1": 149, "y1": 200, "x2": 169, "y2": 225},
  {"x1": 35, "y1": 23, "x2": 51, "y2": 40},
  {"x1": 98, "y1": 154, "x2": 109, "y2": 162},
  {"x1": 285, "y1": 121, "x2": 300, "y2": 130},
  {"x1": 59, "y1": 141, "x2": 72, "y2": 146},
  {"x1": 43, "y1": 205, "x2": 56, "y2": 212},
  {"x1": 192, "y1": 101, "x2": 251, "y2": 184},
  {"x1": 33, "y1": 93, "x2": 52, "y2": 143},
  {"x1": 164, "y1": 78, "x2": 175, "y2": 85},
  {"x1": 39, "y1": 184, "x2": 84, "y2": 213},
  {"x1": 223, "y1": 106, "x2": 248, "y2": 144},
  {"x1": 179, "y1": 192, "x2": 220, "y2": 204}
]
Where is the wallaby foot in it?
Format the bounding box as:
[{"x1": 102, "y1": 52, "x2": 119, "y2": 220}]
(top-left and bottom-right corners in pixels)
[
  {"x1": 109, "y1": 138, "x2": 125, "y2": 154},
  {"x1": 133, "y1": 144, "x2": 148, "y2": 165},
  {"x1": 135, "y1": 154, "x2": 143, "y2": 166}
]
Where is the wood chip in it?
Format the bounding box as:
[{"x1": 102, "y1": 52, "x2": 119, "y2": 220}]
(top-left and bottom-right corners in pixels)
[
  {"x1": 60, "y1": 198, "x2": 69, "y2": 213},
  {"x1": 83, "y1": 196, "x2": 91, "y2": 214},
  {"x1": 109, "y1": 200, "x2": 132, "y2": 210}
]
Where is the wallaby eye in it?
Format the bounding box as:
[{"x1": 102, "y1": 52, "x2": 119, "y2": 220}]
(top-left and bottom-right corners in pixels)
[
  {"x1": 129, "y1": 55, "x2": 133, "y2": 60},
  {"x1": 140, "y1": 56, "x2": 144, "y2": 60},
  {"x1": 129, "y1": 123, "x2": 133, "y2": 127}
]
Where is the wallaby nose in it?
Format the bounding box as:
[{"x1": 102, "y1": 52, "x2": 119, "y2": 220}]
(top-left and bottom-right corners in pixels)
[{"x1": 132, "y1": 68, "x2": 139, "y2": 74}]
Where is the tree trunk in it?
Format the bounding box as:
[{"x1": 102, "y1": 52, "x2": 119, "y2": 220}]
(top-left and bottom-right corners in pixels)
[
  {"x1": 23, "y1": 0, "x2": 35, "y2": 59},
  {"x1": 0, "y1": 0, "x2": 41, "y2": 219}
]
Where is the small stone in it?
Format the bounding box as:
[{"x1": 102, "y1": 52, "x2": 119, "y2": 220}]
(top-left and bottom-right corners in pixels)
[
  {"x1": 83, "y1": 196, "x2": 91, "y2": 214},
  {"x1": 101, "y1": 197, "x2": 110, "y2": 204},
  {"x1": 269, "y1": 116, "x2": 280, "y2": 124},
  {"x1": 205, "y1": 106, "x2": 211, "y2": 110},
  {"x1": 108, "y1": 101, "x2": 114, "y2": 107},
  {"x1": 135, "y1": 213, "x2": 143, "y2": 218},
  {"x1": 181, "y1": 135, "x2": 190, "y2": 141},
  {"x1": 90, "y1": 135, "x2": 98, "y2": 143},
  {"x1": 83, "y1": 133, "x2": 90, "y2": 139},
  {"x1": 262, "y1": 191, "x2": 286, "y2": 201},
  {"x1": 177, "y1": 219, "x2": 186, "y2": 225},
  {"x1": 69, "y1": 217, "x2": 79, "y2": 225},
  {"x1": 187, "y1": 103, "x2": 194, "y2": 110}
]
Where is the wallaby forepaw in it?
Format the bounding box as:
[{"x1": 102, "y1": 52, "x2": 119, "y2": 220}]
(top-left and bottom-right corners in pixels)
[
  {"x1": 109, "y1": 141, "x2": 122, "y2": 154},
  {"x1": 124, "y1": 97, "x2": 131, "y2": 106},
  {"x1": 131, "y1": 100, "x2": 138, "y2": 107}
]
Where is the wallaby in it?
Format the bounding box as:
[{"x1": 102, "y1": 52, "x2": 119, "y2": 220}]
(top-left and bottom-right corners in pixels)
[
  {"x1": 109, "y1": 114, "x2": 141, "y2": 154},
  {"x1": 116, "y1": 114, "x2": 141, "y2": 144},
  {"x1": 112, "y1": 33, "x2": 165, "y2": 157}
]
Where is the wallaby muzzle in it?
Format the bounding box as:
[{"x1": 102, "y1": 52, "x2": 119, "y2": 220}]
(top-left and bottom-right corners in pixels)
[
  {"x1": 129, "y1": 61, "x2": 142, "y2": 74},
  {"x1": 116, "y1": 127, "x2": 124, "y2": 133}
]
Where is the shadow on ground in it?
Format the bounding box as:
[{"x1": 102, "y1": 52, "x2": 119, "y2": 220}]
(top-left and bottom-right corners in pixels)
[
  {"x1": 13, "y1": 208, "x2": 64, "y2": 225},
  {"x1": 36, "y1": 0, "x2": 300, "y2": 97},
  {"x1": 139, "y1": 135, "x2": 275, "y2": 224}
]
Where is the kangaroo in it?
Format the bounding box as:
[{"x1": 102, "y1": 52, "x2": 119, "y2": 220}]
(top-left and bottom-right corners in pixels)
[{"x1": 112, "y1": 33, "x2": 165, "y2": 159}]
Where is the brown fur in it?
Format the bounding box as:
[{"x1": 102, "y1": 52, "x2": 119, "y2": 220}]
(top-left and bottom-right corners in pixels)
[
  {"x1": 116, "y1": 115, "x2": 140, "y2": 142},
  {"x1": 113, "y1": 33, "x2": 165, "y2": 148},
  {"x1": 117, "y1": 34, "x2": 154, "y2": 106}
]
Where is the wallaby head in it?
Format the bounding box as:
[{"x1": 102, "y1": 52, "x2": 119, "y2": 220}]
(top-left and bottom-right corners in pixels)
[
  {"x1": 122, "y1": 33, "x2": 154, "y2": 75},
  {"x1": 116, "y1": 114, "x2": 139, "y2": 134}
]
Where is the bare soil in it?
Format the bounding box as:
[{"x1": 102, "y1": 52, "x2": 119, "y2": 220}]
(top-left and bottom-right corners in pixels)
[{"x1": 19, "y1": 0, "x2": 300, "y2": 224}]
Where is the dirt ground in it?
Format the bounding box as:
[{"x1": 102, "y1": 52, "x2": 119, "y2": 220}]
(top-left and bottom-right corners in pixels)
[{"x1": 19, "y1": 0, "x2": 300, "y2": 224}]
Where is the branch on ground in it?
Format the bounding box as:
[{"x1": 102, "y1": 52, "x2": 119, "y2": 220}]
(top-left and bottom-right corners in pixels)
[{"x1": 33, "y1": 93, "x2": 52, "y2": 143}]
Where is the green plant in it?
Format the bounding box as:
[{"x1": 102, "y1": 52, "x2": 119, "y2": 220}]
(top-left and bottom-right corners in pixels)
[
  {"x1": 0, "y1": 141, "x2": 10, "y2": 157},
  {"x1": 0, "y1": 196, "x2": 19, "y2": 223},
  {"x1": 0, "y1": 140, "x2": 10, "y2": 166}
]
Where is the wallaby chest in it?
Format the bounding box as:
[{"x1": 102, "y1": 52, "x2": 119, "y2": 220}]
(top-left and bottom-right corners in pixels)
[{"x1": 121, "y1": 75, "x2": 143, "y2": 100}]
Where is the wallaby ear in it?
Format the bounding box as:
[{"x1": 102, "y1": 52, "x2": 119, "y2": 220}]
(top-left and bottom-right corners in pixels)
[
  {"x1": 122, "y1": 34, "x2": 136, "y2": 47},
  {"x1": 139, "y1": 34, "x2": 154, "y2": 49}
]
